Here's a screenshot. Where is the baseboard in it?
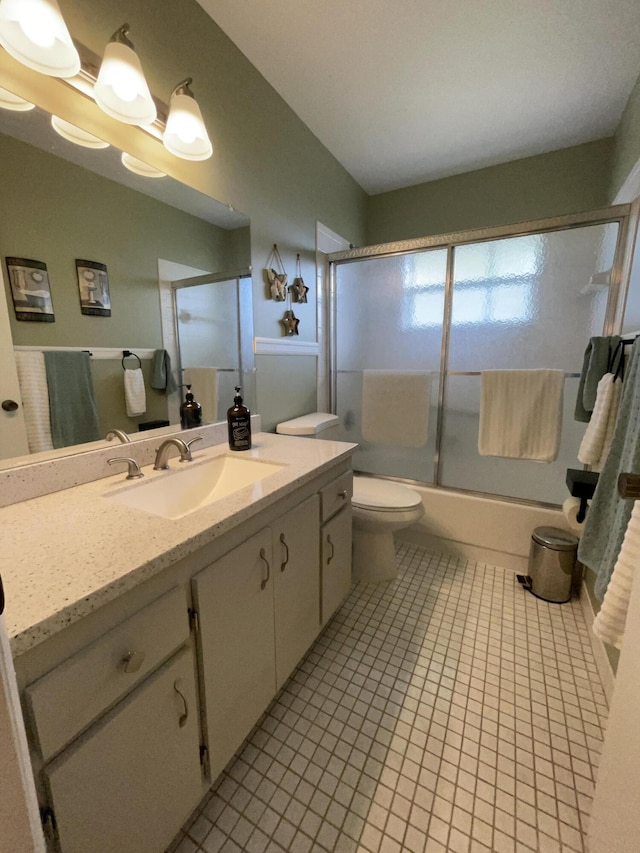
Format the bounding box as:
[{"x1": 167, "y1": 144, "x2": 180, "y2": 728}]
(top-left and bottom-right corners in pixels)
[
  {"x1": 579, "y1": 583, "x2": 615, "y2": 705},
  {"x1": 398, "y1": 529, "x2": 528, "y2": 574}
]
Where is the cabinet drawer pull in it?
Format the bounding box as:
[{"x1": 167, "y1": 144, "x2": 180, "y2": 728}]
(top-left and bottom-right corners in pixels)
[
  {"x1": 279, "y1": 533, "x2": 289, "y2": 572},
  {"x1": 173, "y1": 679, "x2": 189, "y2": 727},
  {"x1": 339, "y1": 490, "x2": 348, "y2": 499},
  {"x1": 259, "y1": 548, "x2": 270, "y2": 589},
  {"x1": 327, "y1": 534, "x2": 335, "y2": 565},
  {"x1": 121, "y1": 650, "x2": 145, "y2": 673}
]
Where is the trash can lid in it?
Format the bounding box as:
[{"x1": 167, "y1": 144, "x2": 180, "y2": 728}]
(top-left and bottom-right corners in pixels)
[{"x1": 532, "y1": 526, "x2": 579, "y2": 551}]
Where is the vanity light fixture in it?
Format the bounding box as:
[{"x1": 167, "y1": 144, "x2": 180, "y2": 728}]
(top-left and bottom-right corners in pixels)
[
  {"x1": 0, "y1": 0, "x2": 80, "y2": 77},
  {"x1": 121, "y1": 152, "x2": 166, "y2": 178},
  {"x1": 93, "y1": 24, "x2": 156, "y2": 126},
  {"x1": 51, "y1": 114, "x2": 110, "y2": 148},
  {"x1": 163, "y1": 78, "x2": 212, "y2": 161},
  {"x1": 0, "y1": 85, "x2": 34, "y2": 110}
]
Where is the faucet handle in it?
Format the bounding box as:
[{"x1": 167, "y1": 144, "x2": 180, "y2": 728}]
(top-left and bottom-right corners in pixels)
[
  {"x1": 182, "y1": 436, "x2": 203, "y2": 460},
  {"x1": 108, "y1": 457, "x2": 144, "y2": 480}
]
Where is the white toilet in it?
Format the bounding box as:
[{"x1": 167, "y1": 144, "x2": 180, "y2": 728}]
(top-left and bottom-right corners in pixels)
[{"x1": 276, "y1": 413, "x2": 424, "y2": 582}]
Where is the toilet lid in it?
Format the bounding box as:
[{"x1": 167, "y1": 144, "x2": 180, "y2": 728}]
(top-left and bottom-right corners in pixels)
[{"x1": 352, "y1": 477, "x2": 422, "y2": 511}]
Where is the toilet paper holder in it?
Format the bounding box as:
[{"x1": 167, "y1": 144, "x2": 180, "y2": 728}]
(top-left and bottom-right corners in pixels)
[{"x1": 566, "y1": 468, "x2": 599, "y2": 523}]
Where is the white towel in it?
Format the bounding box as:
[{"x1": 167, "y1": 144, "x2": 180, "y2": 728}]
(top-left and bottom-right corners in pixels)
[
  {"x1": 478, "y1": 369, "x2": 564, "y2": 462},
  {"x1": 184, "y1": 367, "x2": 218, "y2": 422},
  {"x1": 124, "y1": 368, "x2": 146, "y2": 417},
  {"x1": 593, "y1": 500, "x2": 640, "y2": 649},
  {"x1": 361, "y1": 370, "x2": 430, "y2": 447},
  {"x1": 14, "y1": 350, "x2": 53, "y2": 453},
  {"x1": 578, "y1": 373, "x2": 622, "y2": 469}
]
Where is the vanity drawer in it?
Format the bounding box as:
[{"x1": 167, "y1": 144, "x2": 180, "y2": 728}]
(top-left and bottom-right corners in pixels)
[
  {"x1": 25, "y1": 586, "x2": 189, "y2": 762},
  {"x1": 320, "y1": 471, "x2": 353, "y2": 522}
]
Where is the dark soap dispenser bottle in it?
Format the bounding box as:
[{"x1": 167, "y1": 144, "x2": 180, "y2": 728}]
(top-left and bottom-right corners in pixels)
[
  {"x1": 180, "y1": 385, "x2": 202, "y2": 429},
  {"x1": 227, "y1": 386, "x2": 251, "y2": 451}
]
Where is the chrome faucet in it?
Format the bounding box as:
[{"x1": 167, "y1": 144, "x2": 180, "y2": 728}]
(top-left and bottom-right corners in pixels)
[
  {"x1": 153, "y1": 436, "x2": 202, "y2": 470},
  {"x1": 106, "y1": 429, "x2": 131, "y2": 444}
]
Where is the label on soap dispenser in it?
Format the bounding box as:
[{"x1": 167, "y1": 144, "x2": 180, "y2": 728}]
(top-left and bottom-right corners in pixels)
[{"x1": 228, "y1": 415, "x2": 251, "y2": 450}]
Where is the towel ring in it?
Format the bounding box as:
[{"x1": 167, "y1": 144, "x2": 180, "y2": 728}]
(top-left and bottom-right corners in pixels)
[{"x1": 122, "y1": 350, "x2": 142, "y2": 370}]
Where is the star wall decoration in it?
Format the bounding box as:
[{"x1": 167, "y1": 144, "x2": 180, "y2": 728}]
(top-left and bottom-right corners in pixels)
[{"x1": 281, "y1": 309, "x2": 300, "y2": 336}]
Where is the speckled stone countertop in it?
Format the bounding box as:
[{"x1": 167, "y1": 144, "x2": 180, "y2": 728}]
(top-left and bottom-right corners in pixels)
[{"x1": 1, "y1": 433, "x2": 356, "y2": 657}]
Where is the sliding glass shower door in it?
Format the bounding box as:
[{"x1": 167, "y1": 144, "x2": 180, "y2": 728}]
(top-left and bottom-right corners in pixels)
[
  {"x1": 440, "y1": 224, "x2": 619, "y2": 503},
  {"x1": 333, "y1": 249, "x2": 447, "y2": 482},
  {"x1": 331, "y1": 211, "x2": 625, "y2": 506}
]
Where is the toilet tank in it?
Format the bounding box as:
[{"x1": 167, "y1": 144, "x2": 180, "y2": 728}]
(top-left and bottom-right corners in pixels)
[{"x1": 275, "y1": 412, "x2": 340, "y2": 437}]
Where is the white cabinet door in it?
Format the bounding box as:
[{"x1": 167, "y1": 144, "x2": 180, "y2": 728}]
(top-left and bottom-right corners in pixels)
[
  {"x1": 321, "y1": 506, "x2": 352, "y2": 626},
  {"x1": 273, "y1": 494, "x2": 320, "y2": 689},
  {"x1": 193, "y1": 527, "x2": 275, "y2": 782},
  {"x1": 45, "y1": 648, "x2": 203, "y2": 853}
]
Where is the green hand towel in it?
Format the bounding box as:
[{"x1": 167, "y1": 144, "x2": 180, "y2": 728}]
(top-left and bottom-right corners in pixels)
[
  {"x1": 574, "y1": 336, "x2": 620, "y2": 422},
  {"x1": 150, "y1": 349, "x2": 178, "y2": 394},
  {"x1": 44, "y1": 351, "x2": 100, "y2": 449},
  {"x1": 578, "y1": 338, "x2": 640, "y2": 600}
]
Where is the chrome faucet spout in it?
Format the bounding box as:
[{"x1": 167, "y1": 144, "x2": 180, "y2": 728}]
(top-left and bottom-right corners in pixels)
[
  {"x1": 106, "y1": 429, "x2": 131, "y2": 444},
  {"x1": 154, "y1": 436, "x2": 200, "y2": 470}
]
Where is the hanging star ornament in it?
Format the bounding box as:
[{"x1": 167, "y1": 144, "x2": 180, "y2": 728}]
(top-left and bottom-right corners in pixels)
[
  {"x1": 266, "y1": 268, "x2": 287, "y2": 301},
  {"x1": 281, "y1": 309, "x2": 300, "y2": 336},
  {"x1": 290, "y1": 276, "x2": 309, "y2": 303}
]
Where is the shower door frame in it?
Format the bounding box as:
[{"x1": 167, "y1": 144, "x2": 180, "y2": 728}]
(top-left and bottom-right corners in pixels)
[{"x1": 327, "y1": 204, "x2": 632, "y2": 508}]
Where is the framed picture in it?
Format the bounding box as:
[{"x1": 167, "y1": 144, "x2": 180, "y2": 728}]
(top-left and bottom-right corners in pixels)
[
  {"x1": 76, "y1": 259, "x2": 111, "y2": 317},
  {"x1": 5, "y1": 257, "x2": 55, "y2": 322}
]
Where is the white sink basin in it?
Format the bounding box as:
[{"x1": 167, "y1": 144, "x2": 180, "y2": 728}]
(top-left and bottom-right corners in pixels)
[{"x1": 105, "y1": 455, "x2": 285, "y2": 519}]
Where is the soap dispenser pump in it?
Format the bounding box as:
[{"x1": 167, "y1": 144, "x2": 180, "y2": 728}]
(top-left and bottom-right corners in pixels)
[
  {"x1": 227, "y1": 386, "x2": 251, "y2": 451},
  {"x1": 180, "y1": 385, "x2": 202, "y2": 429}
]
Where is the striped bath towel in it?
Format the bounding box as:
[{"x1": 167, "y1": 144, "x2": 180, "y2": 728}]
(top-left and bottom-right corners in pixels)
[{"x1": 478, "y1": 370, "x2": 564, "y2": 462}]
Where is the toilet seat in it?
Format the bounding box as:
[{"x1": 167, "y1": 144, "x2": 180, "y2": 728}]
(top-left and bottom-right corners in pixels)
[{"x1": 352, "y1": 476, "x2": 422, "y2": 512}]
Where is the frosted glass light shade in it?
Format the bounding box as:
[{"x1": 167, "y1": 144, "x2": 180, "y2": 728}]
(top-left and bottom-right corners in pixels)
[
  {"x1": 94, "y1": 36, "x2": 156, "y2": 126},
  {"x1": 0, "y1": 0, "x2": 80, "y2": 77},
  {"x1": 121, "y1": 152, "x2": 166, "y2": 178},
  {"x1": 0, "y1": 85, "x2": 34, "y2": 110},
  {"x1": 51, "y1": 115, "x2": 109, "y2": 148},
  {"x1": 163, "y1": 83, "x2": 212, "y2": 161}
]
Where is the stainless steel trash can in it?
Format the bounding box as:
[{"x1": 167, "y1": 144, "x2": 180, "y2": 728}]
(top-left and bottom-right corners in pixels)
[{"x1": 525, "y1": 527, "x2": 579, "y2": 603}]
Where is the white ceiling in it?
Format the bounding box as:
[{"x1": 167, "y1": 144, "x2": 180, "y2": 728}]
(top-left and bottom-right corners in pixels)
[{"x1": 196, "y1": 0, "x2": 640, "y2": 195}]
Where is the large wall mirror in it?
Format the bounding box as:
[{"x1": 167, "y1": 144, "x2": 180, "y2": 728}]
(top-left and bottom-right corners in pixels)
[{"x1": 0, "y1": 96, "x2": 253, "y2": 468}]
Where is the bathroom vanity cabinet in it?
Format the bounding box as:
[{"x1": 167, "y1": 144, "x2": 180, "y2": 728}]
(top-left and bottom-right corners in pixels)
[{"x1": 10, "y1": 454, "x2": 353, "y2": 853}]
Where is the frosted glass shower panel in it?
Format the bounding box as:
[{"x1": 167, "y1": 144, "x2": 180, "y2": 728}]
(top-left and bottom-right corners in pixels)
[
  {"x1": 440, "y1": 223, "x2": 619, "y2": 502},
  {"x1": 448, "y1": 225, "x2": 618, "y2": 370},
  {"x1": 176, "y1": 279, "x2": 240, "y2": 420},
  {"x1": 334, "y1": 250, "x2": 447, "y2": 482}
]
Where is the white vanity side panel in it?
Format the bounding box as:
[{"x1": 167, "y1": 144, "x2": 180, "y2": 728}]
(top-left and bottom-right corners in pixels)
[
  {"x1": 193, "y1": 527, "x2": 276, "y2": 782},
  {"x1": 45, "y1": 648, "x2": 203, "y2": 853},
  {"x1": 26, "y1": 586, "x2": 189, "y2": 761}
]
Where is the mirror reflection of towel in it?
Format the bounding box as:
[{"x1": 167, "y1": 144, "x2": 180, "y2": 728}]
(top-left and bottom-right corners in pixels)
[
  {"x1": 124, "y1": 368, "x2": 147, "y2": 417},
  {"x1": 44, "y1": 351, "x2": 99, "y2": 448},
  {"x1": 150, "y1": 349, "x2": 178, "y2": 394}
]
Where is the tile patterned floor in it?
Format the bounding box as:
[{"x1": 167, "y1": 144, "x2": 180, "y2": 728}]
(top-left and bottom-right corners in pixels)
[{"x1": 167, "y1": 543, "x2": 608, "y2": 853}]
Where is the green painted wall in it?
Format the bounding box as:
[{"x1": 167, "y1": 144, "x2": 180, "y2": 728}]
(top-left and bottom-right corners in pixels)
[
  {"x1": 46, "y1": 0, "x2": 367, "y2": 432},
  {"x1": 610, "y1": 70, "x2": 640, "y2": 200},
  {"x1": 366, "y1": 139, "x2": 614, "y2": 244},
  {"x1": 0, "y1": 133, "x2": 231, "y2": 437}
]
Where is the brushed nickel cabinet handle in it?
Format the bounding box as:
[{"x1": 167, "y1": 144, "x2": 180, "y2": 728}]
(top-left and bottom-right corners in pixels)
[
  {"x1": 173, "y1": 679, "x2": 189, "y2": 727},
  {"x1": 121, "y1": 650, "x2": 145, "y2": 673},
  {"x1": 279, "y1": 533, "x2": 289, "y2": 572},
  {"x1": 259, "y1": 548, "x2": 271, "y2": 589},
  {"x1": 339, "y1": 490, "x2": 348, "y2": 499},
  {"x1": 327, "y1": 534, "x2": 335, "y2": 565}
]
